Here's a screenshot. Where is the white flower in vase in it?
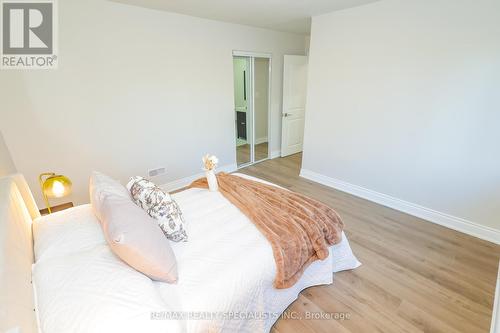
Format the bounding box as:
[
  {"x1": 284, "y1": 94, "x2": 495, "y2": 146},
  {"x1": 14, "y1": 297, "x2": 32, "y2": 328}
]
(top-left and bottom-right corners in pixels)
[{"x1": 202, "y1": 154, "x2": 219, "y2": 192}]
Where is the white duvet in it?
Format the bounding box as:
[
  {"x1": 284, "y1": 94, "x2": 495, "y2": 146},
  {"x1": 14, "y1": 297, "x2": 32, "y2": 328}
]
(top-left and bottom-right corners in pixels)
[{"x1": 32, "y1": 175, "x2": 360, "y2": 333}]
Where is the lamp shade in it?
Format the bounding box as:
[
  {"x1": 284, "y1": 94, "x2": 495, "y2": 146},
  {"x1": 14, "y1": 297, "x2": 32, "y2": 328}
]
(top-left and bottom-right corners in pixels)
[{"x1": 42, "y1": 174, "x2": 72, "y2": 198}]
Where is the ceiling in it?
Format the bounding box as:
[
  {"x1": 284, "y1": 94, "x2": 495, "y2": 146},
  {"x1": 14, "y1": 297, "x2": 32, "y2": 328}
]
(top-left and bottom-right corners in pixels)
[{"x1": 110, "y1": 0, "x2": 380, "y2": 35}]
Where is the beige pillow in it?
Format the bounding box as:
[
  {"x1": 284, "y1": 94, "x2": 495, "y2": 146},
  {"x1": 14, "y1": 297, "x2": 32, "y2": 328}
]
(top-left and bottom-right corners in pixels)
[
  {"x1": 99, "y1": 193, "x2": 178, "y2": 283},
  {"x1": 89, "y1": 171, "x2": 130, "y2": 221}
]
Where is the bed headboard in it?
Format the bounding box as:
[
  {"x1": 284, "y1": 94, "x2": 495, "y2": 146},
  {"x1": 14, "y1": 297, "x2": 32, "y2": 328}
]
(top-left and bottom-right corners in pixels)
[{"x1": 0, "y1": 174, "x2": 39, "y2": 333}]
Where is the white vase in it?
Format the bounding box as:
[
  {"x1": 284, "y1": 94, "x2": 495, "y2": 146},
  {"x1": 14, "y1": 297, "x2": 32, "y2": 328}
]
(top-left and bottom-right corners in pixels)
[{"x1": 206, "y1": 170, "x2": 219, "y2": 192}]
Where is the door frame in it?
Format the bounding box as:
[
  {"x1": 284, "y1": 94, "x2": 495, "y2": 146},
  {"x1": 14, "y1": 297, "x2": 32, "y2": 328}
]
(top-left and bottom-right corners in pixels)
[{"x1": 232, "y1": 50, "x2": 272, "y2": 168}]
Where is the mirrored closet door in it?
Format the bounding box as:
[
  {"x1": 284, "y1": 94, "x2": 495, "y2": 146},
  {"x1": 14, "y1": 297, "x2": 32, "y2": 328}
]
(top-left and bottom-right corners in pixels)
[{"x1": 233, "y1": 53, "x2": 270, "y2": 167}]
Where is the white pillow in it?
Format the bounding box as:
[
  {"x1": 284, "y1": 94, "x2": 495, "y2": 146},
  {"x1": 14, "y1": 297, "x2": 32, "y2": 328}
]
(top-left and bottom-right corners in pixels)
[{"x1": 33, "y1": 204, "x2": 106, "y2": 263}]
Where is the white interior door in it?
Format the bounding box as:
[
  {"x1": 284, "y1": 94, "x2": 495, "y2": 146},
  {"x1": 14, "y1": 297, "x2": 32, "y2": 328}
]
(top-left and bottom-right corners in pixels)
[{"x1": 281, "y1": 55, "x2": 308, "y2": 157}]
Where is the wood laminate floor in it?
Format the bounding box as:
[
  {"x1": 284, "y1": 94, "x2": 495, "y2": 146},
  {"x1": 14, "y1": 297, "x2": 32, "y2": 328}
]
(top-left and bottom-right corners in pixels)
[
  {"x1": 239, "y1": 153, "x2": 500, "y2": 333},
  {"x1": 237, "y1": 142, "x2": 269, "y2": 166}
]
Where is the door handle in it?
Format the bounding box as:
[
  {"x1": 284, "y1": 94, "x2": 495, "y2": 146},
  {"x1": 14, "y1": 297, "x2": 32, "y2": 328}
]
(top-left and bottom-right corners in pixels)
[{"x1": 283, "y1": 113, "x2": 293, "y2": 117}]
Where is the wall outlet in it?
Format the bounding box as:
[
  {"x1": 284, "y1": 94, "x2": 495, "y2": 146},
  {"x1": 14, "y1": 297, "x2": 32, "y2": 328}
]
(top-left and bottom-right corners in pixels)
[{"x1": 148, "y1": 167, "x2": 166, "y2": 177}]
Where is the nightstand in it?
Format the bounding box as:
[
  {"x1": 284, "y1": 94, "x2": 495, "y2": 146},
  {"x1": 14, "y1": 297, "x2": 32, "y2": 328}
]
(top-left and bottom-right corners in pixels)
[{"x1": 39, "y1": 202, "x2": 74, "y2": 216}]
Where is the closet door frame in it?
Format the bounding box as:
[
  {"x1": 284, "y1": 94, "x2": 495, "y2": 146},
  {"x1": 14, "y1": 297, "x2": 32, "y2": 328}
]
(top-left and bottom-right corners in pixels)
[{"x1": 233, "y1": 50, "x2": 272, "y2": 168}]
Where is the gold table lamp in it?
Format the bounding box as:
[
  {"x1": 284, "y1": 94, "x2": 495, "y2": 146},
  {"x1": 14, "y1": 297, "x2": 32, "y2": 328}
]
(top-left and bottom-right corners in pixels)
[{"x1": 38, "y1": 173, "x2": 72, "y2": 214}]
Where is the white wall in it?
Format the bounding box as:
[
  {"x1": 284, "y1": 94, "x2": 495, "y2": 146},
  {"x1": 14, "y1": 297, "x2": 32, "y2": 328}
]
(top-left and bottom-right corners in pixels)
[
  {"x1": 303, "y1": 0, "x2": 500, "y2": 235},
  {"x1": 0, "y1": 131, "x2": 16, "y2": 177},
  {"x1": 0, "y1": 0, "x2": 305, "y2": 207}
]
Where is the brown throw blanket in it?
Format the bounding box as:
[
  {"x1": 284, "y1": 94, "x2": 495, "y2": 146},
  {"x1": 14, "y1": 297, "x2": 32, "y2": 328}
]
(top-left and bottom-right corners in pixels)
[{"x1": 189, "y1": 173, "x2": 344, "y2": 289}]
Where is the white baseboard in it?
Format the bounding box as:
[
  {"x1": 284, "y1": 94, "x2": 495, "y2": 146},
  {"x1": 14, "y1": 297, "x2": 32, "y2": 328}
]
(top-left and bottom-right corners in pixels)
[
  {"x1": 300, "y1": 169, "x2": 500, "y2": 245},
  {"x1": 270, "y1": 150, "x2": 281, "y2": 159},
  {"x1": 160, "y1": 163, "x2": 238, "y2": 192}
]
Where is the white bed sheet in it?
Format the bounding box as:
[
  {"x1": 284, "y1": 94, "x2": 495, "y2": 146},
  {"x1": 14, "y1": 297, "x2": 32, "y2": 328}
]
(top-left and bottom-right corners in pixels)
[{"x1": 33, "y1": 176, "x2": 360, "y2": 333}]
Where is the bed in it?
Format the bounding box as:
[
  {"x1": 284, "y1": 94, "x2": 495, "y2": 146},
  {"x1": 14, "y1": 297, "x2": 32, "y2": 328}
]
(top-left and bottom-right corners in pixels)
[{"x1": 1, "y1": 173, "x2": 360, "y2": 333}]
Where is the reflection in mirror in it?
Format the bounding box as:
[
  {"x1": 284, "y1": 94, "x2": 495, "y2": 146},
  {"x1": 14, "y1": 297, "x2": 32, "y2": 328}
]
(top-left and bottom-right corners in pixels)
[
  {"x1": 254, "y1": 58, "x2": 269, "y2": 162},
  {"x1": 234, "y1": 57, "x2": 251, "y2": 166}
]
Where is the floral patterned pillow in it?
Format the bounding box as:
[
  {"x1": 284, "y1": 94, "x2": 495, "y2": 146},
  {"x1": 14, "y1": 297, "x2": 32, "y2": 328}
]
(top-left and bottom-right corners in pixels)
[{"x1": 126, "y1": 176, "x2": 188, "y2": 242}]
